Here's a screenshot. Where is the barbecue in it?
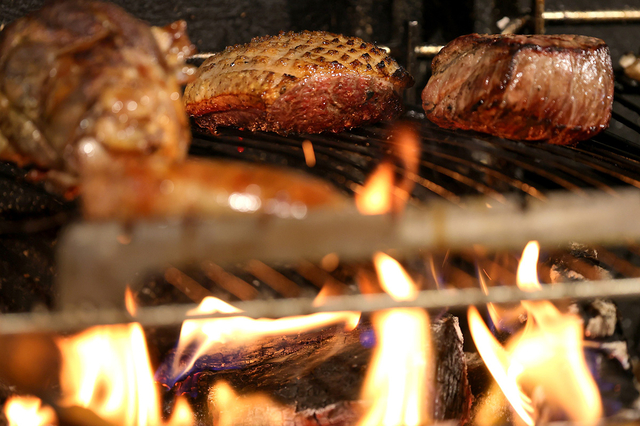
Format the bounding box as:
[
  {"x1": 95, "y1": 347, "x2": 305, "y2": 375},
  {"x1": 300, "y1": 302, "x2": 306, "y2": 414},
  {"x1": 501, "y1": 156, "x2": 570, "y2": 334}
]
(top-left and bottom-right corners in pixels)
[{"x1": 2, "y1": 1, "x2": 640, "y2": 426}]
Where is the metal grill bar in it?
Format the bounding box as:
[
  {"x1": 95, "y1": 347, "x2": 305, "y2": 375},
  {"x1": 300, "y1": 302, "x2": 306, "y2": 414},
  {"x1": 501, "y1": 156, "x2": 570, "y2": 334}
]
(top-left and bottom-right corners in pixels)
[
  {"x1": 189, "y1": 95, "x2": 640, "y2": 203},
  {"x1": 56, "y1": 188, "x2": 640, "y2": 308},
  {"x1": 5, "y1": 276, "x2": 640, "y2": 335}
]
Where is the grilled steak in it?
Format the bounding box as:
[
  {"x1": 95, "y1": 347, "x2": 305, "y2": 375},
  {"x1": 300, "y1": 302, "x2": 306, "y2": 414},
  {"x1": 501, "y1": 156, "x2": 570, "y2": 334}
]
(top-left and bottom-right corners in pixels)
[
  {"x1": 422, "y1": 34, "x2": 614, "y2": 145},
  {"x1": 184, "y1": 31, "x2": 414, "y2": 134}
]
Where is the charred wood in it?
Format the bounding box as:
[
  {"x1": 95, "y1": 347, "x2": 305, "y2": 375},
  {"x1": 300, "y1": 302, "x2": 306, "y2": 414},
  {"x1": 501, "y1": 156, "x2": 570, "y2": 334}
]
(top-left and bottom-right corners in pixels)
[
  {"x1": 162, "y1": 315, "x2": 472, "y2": 426},
  {"x1": 549, "y1": 245, "x2": 640, "y2": 417}
]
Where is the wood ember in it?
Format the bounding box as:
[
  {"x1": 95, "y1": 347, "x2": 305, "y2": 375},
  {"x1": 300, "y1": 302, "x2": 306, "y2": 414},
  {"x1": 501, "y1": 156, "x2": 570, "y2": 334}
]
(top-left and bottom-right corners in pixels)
[
  {"x1": 548, "y1": 245, "x2": 640, "y2": 417},
  {"x1": 433, "y1": 316, "x2": 473, "y2": 423},
  {"x1": 163, "y1": 315, "x2": 472, "y2": 426},
  {"x1": 573, "y1": 298, "x2": 640, "y2": 417}
]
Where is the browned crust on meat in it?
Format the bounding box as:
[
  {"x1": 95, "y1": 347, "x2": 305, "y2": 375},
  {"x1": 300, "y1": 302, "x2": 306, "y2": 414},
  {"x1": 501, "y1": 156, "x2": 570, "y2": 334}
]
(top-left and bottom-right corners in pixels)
[
  {"x1": 190, "y1": 73, "x2": 403, "y2": 134},
  {"x1": 422, "y1": 33, "x2": 614, "y2": 145},
  {"x1": 184, "y1": 30, "x2": 412, "y2": 134}
]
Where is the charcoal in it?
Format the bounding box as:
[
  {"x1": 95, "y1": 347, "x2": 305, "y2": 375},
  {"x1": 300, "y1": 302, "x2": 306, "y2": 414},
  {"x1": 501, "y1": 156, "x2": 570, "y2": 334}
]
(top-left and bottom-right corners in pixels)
[
  {"x1": 163, "y1": 314, "x2": 472, "y2": 426},
  {"x1": 572, "y1": 298, "x2": 640, "y2": 417}
]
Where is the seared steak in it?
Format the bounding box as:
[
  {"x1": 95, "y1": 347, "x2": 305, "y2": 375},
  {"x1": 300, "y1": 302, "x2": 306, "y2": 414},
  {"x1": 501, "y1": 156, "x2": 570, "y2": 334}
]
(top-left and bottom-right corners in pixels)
[
  {"x1": 184, "y1": 31, "x2": 414, "y2": 134},
  {"x1": 422, "y1": 34, "x2": 614, "y2": 145}
]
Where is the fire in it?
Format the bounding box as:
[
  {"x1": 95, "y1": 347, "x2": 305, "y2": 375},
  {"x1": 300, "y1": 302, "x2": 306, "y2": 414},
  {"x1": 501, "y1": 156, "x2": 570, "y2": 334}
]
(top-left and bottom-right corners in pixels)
[
  {"x1": 171, "y1": 295, "x2": 360, "y2": 382},
  {"x1": 4, "y1": 396, "x2": 57, "y2": 426},
  {"x1": 56, "y1": 323, "x2": 193, "y2": 426},
  {"x1": 125, "y1": 285, "x2": 137, "y2": 316},
  {"x1": 478, "y1": 269, "x2": 524, "y2": 332},
  {"x1": 358, "y1": 252, "x2": 431, "y2": 426},
  {"x1": 208, "y1": 381, "x2": 293, "y2": 426},
  {"x1": 356, "y1": 161, "x2": 395, "y2": 215},
  {"x1": 355, "y1": 124, "x2": 419, "y2": 215},
  {"x1": 469, "y1": 241, "x2": 602, "y2": 426}
]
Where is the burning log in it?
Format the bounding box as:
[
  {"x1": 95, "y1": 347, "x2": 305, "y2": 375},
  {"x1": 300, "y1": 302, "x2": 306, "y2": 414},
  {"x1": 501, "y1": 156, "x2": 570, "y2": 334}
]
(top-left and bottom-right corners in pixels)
[{"x1": 161, "y1": 315, "x2": 472, "y2": 426}]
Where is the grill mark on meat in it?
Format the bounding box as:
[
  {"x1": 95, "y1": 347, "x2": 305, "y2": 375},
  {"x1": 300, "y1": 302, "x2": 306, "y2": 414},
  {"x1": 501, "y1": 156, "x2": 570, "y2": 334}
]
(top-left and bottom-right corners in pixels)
[
  {"x1": 185, "y1": 30, "x2": 413, "y2": 134},
  {"x1": 422, "y1": 33, "x2": 613, "y2": 145}
]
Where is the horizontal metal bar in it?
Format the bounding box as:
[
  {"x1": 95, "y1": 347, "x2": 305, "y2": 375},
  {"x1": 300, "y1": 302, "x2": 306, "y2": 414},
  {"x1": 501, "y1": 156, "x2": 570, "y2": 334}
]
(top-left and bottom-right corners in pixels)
[
  {"x1": 4, "y1": 277, "x2": 640, "y2": 335},
  {"x1": 56, "y1": 188, "x2": 640, "y2": 309},
  {"x1": 543, "y1": 9, "x2": 640, "y2": 22}
]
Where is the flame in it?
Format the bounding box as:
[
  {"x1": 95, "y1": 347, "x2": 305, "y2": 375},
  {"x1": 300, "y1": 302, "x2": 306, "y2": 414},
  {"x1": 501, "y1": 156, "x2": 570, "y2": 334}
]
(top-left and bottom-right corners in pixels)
[
  {"x1": 209, "y1": 381, "x2": 293, "y2": 426},
  {"x1": 56, "y1": 323, "x2": 193, "y2": 426},
  {"x1": 469, "y1": 241, "x2": 602, "y2": 426},
  {"x1": 356, "y1": 162, "x2": 395, "y2": 215},
  {"x1": 124, "y1": 285, "x2": 137, "y2": 317},
  {"x1": 355, "y1": 125, "x2": 419, "y2": 216},
  {"x1": 358, "y1": 253, "x2": 431, "y2": 426},
  {"x1": 171, "y1": 295, "x2": 360, "y2": 382},
  {"x1": 478, "y1": 270, "x2": 525, "y2": 332},
  {"x1": 4, "y1": 396, "x2": 57, "y2": 426}
]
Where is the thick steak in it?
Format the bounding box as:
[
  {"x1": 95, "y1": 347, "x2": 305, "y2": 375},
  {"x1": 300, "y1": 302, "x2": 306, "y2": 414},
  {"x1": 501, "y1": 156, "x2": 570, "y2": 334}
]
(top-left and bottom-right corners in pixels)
[
  {"x1": 185, "y1": 31, "x2": 413, "y2": 134},
  {"x1": 422, "y1": 34, "x2": 614, "y2": 145}
]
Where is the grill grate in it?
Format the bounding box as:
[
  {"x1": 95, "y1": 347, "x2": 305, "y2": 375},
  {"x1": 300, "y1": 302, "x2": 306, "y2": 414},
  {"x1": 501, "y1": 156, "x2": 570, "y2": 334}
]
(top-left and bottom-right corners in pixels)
[{"x1": 189, "y1": 90, "x2": 640, "y2": 207}]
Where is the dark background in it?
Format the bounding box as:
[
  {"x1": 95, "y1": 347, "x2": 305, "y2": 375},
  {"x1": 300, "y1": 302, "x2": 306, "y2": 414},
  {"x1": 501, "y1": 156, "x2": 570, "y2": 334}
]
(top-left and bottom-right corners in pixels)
[{"x1": 2, "y1": 0, "x2": 640, "y2": 66}]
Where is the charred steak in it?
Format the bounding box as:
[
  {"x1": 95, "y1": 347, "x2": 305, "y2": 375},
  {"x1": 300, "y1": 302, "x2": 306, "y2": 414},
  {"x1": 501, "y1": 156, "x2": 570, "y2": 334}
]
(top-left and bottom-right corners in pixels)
[
  {"x1": 422, "y1": 34, "x2": 614, "y2": 145},
  {"x1": 184, "y1": 31, "x2": 414, "y2": 134}
]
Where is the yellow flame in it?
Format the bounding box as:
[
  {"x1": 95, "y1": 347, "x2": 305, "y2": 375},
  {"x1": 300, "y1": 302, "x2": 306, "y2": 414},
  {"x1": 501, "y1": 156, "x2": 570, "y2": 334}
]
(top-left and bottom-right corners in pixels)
[
  {"x1": 4, "y1": 396, "x2": 57, "y2": 426},
  {"x1": 209, "y1": 381, "x2": 293, "y2": 426},
  {"x1": 356, "y1": 162, "x2": 394, "y2": 215},
  {"x1": 172, "y1": 295, "x2": 360, "y2": 381},
  {"x1": 359, "y1": 253, "x2": 431, "y2": 426},
  {"x1": 479, "y1": 270, "x2": 525, "y2": 332},
  {"x1": 469, "y1": 241, "x2": 602, "y2": 426},
  {"x1": 57, "y1": 323, "x2": 193, "y2": 426},
  {"x1": 478, "y1": 272, "x2": 502, "y2": 329}
]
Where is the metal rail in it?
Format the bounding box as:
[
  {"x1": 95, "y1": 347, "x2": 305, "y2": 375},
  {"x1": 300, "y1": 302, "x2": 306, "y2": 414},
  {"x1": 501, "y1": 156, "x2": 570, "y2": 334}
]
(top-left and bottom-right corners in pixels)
[
  {"x1": 5, "y1": 276, "x2": 640, "y2": 335},
  {"x1": 56, "y1": 188, "x2": 640, "y2": 309}
]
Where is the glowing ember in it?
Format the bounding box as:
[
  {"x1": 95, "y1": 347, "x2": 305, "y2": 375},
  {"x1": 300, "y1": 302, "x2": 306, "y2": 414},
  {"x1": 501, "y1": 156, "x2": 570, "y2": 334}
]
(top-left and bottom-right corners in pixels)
[
  {"x1": 469, "y1": 241, "x2": 602, "y2": 426},
  {"x1": 4, "y1": 396, "x2": 57, "y2": 426},
  {"x1": 302, "y1": 140, "x2": 316, "y2": 167},
  {"x1": 57, "y1": 323, "x2": 193, "y2": 426},
  {"x1": 358, "y1": 252, "x2": 431, "y2": 426},
  {"x1": 171, "y1": 295, "x2": 360, "y2": 382}
]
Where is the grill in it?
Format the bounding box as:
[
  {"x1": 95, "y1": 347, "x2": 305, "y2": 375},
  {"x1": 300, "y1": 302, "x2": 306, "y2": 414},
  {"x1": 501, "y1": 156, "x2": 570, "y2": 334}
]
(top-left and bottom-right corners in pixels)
[
  {"x1": 3, "y1": 1, "x2": 640, "y2": 425},
  {"x1": 189, "y1": 88, "x2": 640, "y2": 202}
]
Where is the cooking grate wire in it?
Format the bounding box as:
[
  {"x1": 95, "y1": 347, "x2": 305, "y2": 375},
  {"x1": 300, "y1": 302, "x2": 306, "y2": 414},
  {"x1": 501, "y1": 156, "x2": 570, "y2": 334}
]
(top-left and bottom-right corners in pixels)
[{"x1": 189, "y1": 93, "x2": 640, "y2": 202}]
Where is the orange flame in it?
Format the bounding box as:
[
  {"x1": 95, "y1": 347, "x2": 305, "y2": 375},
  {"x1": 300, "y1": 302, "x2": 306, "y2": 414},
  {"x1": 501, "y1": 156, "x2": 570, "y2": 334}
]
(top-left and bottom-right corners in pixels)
[
  {"x1": 171, "y1": 295, "x2": 360, "y2": 381},
  {"x1": 358, "y1": 253, "x2": 431, "y2": 426},
  {"x1": 478, "y1": 270, "x2": 525, "y2": 332},
  {"x1": 355, "y1": 125, "x2": 419, "y2": 215},
  {"x1": 208, "y1": 381, "x2": 294, "y2": 426},
  {"x1": 4, "y1": 396, "x2": 57, "y2": 426},
  {"x1": 125, "y1": 286, "x2": 137, "y2": 317},
  {"x1": 356, "y1": 162, "x2": 395, "y2": 215},
  {"x1": 56, "y1": 323, "x2": 193, "y2": 426},
  {"x1": 469, "y1": 241, "x2": 602, "y2": 426}
]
